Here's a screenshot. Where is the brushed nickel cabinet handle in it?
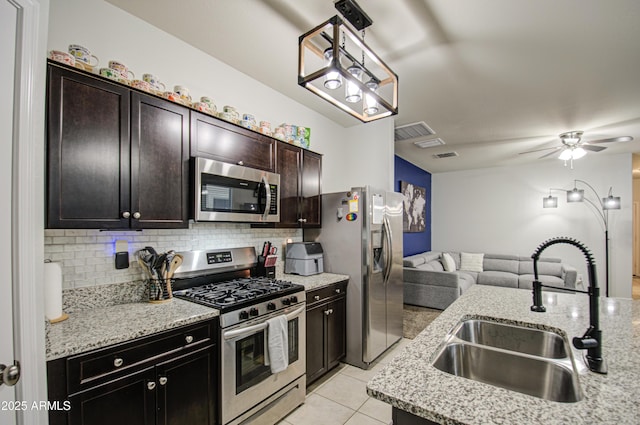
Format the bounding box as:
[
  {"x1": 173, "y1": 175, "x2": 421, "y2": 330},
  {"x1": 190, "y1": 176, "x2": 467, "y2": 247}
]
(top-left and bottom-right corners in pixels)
[{"x1": 113, "y1": 357, "x2": 124, "y2": 368}]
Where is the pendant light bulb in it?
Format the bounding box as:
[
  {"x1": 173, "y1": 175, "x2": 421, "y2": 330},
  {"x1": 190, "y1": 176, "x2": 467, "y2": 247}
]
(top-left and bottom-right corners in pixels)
[
  {"x1": 363, "y1": 80, "x2": 379, "y2": 115},
  {"x1": 345, "y1": 64, "x2": 363, "y2": 103},
  {"x1": 323, "y1": 48, "x2": 342, "y2": 90}
]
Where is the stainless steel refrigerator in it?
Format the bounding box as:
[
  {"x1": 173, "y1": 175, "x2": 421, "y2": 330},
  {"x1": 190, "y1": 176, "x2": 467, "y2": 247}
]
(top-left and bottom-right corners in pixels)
[{"x1": 304, "y1": 186, "x2": 403, "y2": 369}]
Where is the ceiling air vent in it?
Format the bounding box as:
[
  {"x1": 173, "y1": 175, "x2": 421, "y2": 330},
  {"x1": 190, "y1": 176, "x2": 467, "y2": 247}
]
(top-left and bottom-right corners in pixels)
[
  {"x1": 433, "y1": 152, "x2": 459, "y2": 159},
  {"x1": 414, "y1": 138, "x2": 445, "y2": 149},
  {"x1": 394, "y1": 121, "x2": 435, "y2": 142}
]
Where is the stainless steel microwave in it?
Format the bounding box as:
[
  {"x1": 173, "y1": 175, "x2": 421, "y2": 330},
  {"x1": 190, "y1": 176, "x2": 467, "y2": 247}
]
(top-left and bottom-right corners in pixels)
[{"x1": 194, "y1": 157, "x2": 280, "y2": 223}]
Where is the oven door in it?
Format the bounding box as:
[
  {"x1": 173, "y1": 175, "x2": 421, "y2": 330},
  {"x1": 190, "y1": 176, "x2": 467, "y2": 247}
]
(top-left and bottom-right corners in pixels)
[{"x1": 220, "y1": 303, "x2": 306, "y2": 425}]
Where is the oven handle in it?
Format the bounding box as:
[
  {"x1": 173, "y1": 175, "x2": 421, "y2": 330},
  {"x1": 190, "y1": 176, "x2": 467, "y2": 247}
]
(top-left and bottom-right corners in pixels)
[{"x1": 222, "y1": 304, "x2": 306, "y2": 340}]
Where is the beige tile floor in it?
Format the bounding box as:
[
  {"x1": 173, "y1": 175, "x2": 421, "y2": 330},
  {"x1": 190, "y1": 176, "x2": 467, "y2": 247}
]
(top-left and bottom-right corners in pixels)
[{"x1": 279, "y1": 338, "x2": 412, "y2": 425}]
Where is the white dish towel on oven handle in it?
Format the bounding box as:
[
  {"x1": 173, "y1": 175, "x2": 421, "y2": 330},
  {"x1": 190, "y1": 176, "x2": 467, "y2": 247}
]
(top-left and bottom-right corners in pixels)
[{"x1": 265, "y1": 315, "x2": 289, "y2": 374}]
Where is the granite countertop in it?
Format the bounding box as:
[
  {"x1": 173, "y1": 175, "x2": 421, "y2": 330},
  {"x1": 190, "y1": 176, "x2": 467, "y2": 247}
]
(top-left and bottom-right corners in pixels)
[
  {"x1": 367, "y1": 285, "x2": 640, "y2": 424},
  {"x1": 46, "y1": 298, "x2": 220, "y2": 361},
  {"x1": 279, "y1": 271, "x2": 350, "y2": 291},
  {"x1": 46, "y1": 273, "x2": 349, "y2": 361}
]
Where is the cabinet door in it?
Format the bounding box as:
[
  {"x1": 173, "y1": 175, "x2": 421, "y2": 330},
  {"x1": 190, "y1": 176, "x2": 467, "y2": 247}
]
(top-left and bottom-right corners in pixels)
[
  {"x1": 276, "y1": 142, "x2": 301, "y2": 226},
  {"x1": 68, "y1": 367, "x2": 156, "y2": 425},
  {"x1": 300, "y1": 150, "x2": 322, "y2": 227},
  {"x1": 190, "y1": 111, "x2": 275, "y2": 171},
  {"x1": 327, "y1": 296, "x2": 347, "y2": 369},
  {"x1": 305, "y1": 302, "x2": 328, "y2": 385},
  {"x1": 47, "y1": 64, "x2": 130, "y2": 229},
  {"x1": 156, "y1": 345, "x2": 216, "y2": 425},
  {"x1": 130, "y1": 92, "x2": 190, "y2": 228}
]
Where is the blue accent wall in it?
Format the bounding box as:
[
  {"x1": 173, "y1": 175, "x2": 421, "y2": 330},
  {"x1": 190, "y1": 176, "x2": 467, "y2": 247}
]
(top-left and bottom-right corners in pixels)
[{"x1": 394, "y1": 155, "x2": 431, "y2": 256}]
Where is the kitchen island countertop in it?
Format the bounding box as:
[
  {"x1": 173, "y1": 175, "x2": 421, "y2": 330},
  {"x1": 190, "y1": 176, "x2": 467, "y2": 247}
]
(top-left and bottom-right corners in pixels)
[
  {"x1": 367, "y1": 284, "x2": 640, "y2": 424},
  {"x1": 46, "y1": 298, "x2": 219, "y2": 361}
]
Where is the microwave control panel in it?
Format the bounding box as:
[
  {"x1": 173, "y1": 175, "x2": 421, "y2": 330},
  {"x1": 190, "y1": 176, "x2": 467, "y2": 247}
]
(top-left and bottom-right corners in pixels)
[{"x1": 268, "y1": 185, "x2": 278, "y2": 214}]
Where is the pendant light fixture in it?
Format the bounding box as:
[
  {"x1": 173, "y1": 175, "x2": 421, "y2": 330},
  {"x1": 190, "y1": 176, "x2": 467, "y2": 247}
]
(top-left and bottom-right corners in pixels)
[{"x1": 298, "y1": 0, "x2": 398, "y2": 122}]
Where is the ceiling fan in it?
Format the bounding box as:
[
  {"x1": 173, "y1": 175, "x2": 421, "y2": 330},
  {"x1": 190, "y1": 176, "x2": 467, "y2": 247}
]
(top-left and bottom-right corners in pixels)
[{"x1": 519, "y1": 130, "x2": 633, "y2": 167}]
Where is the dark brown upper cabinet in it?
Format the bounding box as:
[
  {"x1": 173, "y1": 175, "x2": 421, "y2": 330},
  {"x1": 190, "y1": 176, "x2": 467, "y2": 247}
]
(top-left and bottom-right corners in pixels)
[
  {"x1": 275, "y1": 142, "x2": 322, "y2": 228},
  {"x1": 190, "y1": 110, "x2": 275, "y2": 172},
  {"x1": 46, "y1": 63, "x2": 189, "y2": 229}
]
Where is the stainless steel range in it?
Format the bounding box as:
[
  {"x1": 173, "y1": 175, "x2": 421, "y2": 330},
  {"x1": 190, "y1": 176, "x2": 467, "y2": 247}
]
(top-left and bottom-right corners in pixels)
[{"x1": 172, "y1": 247, "x2": 306, "y2": 425}]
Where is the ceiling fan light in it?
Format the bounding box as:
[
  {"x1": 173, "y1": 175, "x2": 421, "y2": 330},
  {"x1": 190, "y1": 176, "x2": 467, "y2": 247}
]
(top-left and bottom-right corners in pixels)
[
  {"x1": 558, "y1": 149, "x2": 572, "y2": 161},
  {"x1": 602, "y1": 195, "x2": 621, "y2": 210},
  {"x1": 572, "y1": 147, "x2": 586, "y2": 159}
]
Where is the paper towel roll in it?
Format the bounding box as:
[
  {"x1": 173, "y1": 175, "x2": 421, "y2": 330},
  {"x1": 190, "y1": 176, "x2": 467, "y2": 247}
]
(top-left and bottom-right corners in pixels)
[{"x1": 44, "y1": 261, "x2": 63, "y2": 321}]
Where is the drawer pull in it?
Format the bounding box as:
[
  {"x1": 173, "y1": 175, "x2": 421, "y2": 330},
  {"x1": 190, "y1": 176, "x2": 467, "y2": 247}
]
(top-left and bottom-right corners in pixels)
[
  {"x1": 185, "y1": 335, "x2": 194, "y2": 344},
  {"x1": 159, "y1": 376, "x2": 168, "y2": 386},
  {"x1": 147, "y1": 381, "x2": 156, "y2": 390},
  {"x1": 113, "y1": 357, "x2": 124, "y2": 368},
  {"x1": 314, "y1": 295, "x2": 320, "y2": 301},
  {"x1": 335, "y1": 289, "x2": 341, "y2": 294}
]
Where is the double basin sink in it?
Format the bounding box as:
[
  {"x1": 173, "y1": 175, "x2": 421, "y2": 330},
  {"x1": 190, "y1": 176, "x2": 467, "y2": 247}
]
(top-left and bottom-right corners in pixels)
[{"x1": 432, "y1": 318, "x2": 583, "y2": 402}]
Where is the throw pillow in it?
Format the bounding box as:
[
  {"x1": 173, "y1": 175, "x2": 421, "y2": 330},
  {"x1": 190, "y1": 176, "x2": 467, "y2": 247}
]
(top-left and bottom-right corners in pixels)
[
  {"x1": 441, "y1": 253, "x2": 456, "y2": 271},
  {"x1": 460, "y1": 252, "x2": 484, "y2": 272}
]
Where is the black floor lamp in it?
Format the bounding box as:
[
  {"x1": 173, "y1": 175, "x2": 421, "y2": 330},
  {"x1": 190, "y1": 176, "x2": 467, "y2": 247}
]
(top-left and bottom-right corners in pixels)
[{"x1": 542, "y1": 179, "x2": 621, "y2": 297}]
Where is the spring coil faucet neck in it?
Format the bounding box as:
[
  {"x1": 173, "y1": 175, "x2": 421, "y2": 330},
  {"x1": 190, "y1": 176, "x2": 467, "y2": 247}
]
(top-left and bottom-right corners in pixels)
[{"x1": 530, "y1": 236, "x2": 607, "y2": 374}]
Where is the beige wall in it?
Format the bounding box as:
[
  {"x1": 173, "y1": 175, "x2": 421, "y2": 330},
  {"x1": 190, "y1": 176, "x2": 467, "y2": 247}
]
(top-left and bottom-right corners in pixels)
[{"x1": 432, "y1": 153, "x2": 633, "y2": 298}]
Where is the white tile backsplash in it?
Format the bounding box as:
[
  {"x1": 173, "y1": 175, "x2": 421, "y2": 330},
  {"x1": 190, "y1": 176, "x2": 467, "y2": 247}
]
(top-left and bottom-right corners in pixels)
[{"x1": 44, "y1": 222, "x2": 302, "y2": 289}]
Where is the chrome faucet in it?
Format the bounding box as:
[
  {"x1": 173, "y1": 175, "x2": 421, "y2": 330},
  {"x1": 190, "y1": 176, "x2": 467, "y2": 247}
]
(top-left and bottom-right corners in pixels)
[{"x1": 530, "y1": 237, "x2": 607, "y2": 374}]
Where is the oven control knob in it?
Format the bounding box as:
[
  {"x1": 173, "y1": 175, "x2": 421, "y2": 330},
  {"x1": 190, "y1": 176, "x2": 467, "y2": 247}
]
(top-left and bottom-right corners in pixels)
[
  {"x1": 239, "y1": 310, "x2": 249, "y2": 320},
  {"x1": 250, "y1": 308, "x2": 259, "y2": 317},
  {"x1": 282, "y1": 298, "x2": 291, "y2": 305},
  {"x1": 290, "y1": 296, "x2": 298, "y2": 303},
  {"x1": 267, "y1": 302, "x2": 276, "y2": 311}
]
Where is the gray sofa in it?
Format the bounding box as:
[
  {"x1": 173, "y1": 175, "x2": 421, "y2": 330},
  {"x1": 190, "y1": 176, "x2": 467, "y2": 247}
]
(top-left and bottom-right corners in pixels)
[{"x1": 403, "y1": 251, "x2": 578, "y2": 310}]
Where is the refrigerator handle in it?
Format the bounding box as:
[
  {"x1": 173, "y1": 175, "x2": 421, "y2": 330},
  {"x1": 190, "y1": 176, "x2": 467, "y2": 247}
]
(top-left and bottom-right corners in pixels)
[{"x1": 382, "y1": 216, "x2": 393, "y2": 284}]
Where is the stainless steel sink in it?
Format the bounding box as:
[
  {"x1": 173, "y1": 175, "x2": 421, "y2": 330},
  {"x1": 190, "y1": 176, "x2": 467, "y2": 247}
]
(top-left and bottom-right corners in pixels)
[
  {"x1": 432, "y1": 318, "x2": 583, "y2": 402},
  {"x1": 453, "y1": 319, "x2": 568, "y2": 359}
]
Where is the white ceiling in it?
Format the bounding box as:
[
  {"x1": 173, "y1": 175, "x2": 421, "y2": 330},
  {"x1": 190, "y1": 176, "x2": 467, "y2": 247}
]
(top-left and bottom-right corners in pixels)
[{"x1": 107, "y1": 0, "x2": 640, "y2": 173}]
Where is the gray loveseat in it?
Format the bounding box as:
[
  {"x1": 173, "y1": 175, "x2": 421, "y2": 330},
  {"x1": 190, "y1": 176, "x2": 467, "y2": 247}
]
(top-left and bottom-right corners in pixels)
[{"x1": 403, "y1": 251, "x2": 578, "y2": 310}]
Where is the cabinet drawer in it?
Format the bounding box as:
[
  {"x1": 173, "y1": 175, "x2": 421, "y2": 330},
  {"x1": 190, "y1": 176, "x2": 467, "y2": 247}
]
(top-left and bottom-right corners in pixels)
[
  {"x1": 306, "y1": 281, "x2": 347, "y2": 305},
  {"x1": 67, "y1": 321, "x2": 212, "y2": 394}
]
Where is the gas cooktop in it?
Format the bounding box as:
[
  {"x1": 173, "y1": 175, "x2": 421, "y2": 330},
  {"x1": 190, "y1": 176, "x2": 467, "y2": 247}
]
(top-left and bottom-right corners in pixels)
[{"x1": 173, "y1": 276, "x2": 303, "y2": 311}]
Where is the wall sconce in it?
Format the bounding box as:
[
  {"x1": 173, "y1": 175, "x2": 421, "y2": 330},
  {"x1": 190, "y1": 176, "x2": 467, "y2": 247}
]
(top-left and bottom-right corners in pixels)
[
  {"x1": 298, "y1": 0, "x2": 398, "y2": 123},
  {"x1": 541, "y1": 179, "x2": 622, "y2": 297}
]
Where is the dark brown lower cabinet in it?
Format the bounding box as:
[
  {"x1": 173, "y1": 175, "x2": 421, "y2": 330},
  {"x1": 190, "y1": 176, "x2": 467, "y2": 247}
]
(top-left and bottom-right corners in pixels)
[
  {"x1": 68, "y1": 367, "x2": 156, "y2": 425},
  {"x1": 305, "y1": 280, "x2": 347, "y2": 385},
  {"x1": 48, "y1": 320, "x2": 217, "y2": 425}
]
